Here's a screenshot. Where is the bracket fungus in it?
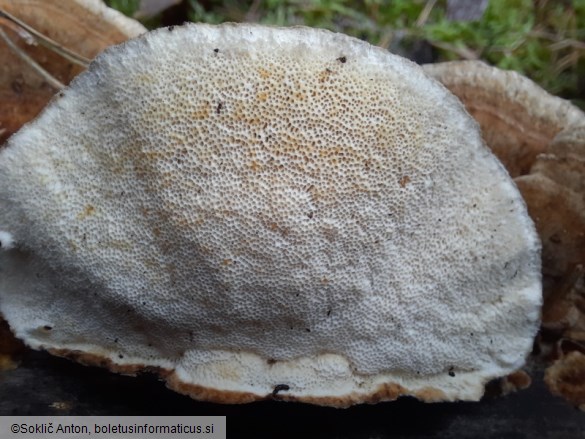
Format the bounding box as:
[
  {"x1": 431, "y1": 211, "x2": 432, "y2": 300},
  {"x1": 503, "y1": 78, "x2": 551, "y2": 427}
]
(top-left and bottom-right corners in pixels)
[{"x1": 0, "y1": 24, "x2": 541, "y2": 407}]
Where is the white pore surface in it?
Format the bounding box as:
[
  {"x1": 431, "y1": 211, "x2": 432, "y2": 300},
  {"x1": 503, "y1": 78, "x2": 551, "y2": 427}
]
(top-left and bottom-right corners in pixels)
[{"x1": 0, "y1": 24, "x2": 541, "y2": 405}]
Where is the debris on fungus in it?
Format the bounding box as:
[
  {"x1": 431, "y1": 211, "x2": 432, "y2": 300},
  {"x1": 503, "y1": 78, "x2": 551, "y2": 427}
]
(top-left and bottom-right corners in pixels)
[{"x1": 0, "y1": 24, "x2": 541, "y2": 407}]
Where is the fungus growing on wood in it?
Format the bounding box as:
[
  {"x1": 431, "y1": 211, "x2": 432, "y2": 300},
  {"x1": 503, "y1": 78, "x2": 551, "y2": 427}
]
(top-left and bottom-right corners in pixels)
[{"x1": 0, "y1": 24, "x2": 541, "y2": 407}]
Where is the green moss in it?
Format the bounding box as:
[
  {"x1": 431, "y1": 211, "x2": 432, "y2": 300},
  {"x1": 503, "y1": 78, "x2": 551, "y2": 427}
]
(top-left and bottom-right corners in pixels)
[
  {"x1": 108, "y1": 0, "x2": 585, "y2": 108},
  {"x1": 104, "y1": 0, "x2": 141, "y2": 17}
]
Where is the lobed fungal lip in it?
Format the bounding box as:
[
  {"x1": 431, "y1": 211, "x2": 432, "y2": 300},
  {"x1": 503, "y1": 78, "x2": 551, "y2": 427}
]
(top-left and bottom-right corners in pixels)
[{"x1": 0, "y1": 23, "x2": 542, "y2": 407}]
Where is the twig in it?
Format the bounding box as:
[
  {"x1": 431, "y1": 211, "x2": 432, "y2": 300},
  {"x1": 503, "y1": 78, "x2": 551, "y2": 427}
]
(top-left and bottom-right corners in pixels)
[
  {"x1": 245, "y1": 0, "x2": 262, "y2": 22},
  {"x1": 529, "y1": 29, "x2": 585, "y2": 50},
  {"x1": 428, "y1": 39, "x2": 480, "y2": 60},
  {"x1": 554, "y1": 51, "x2": 580, "y2": 75},
  {"x1": 0, "y1": 8, "x2": 90, "y2": 68},
  {"x1": 416, "y1": 0, "x2": 437, "y2": 27},
  {"x1": 0, "y1": 26, "x2": 64, "y2": 90}
]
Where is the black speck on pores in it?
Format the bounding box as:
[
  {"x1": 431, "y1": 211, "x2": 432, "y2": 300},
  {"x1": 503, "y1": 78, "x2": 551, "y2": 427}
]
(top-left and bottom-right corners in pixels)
[
  {"x1": 168, "y1": 25, "x2": 175, "y2": 31},
  {"x1": 43, "y1": 325, "x2": 53, "y2": 331},
  {"x1": 213, "y1": 48, "x2": 219, "y2": 53},
  {"x1": 337, "y1": 56, "x2": 347, "y2": 63},
  {"x1": 216, "y1": 102, "x2": 223, "y2": 114},
  {"x1": 272, "y1": 384, "x2": 290, "y2": 396},
  {"x1": 448, "y1": 366, "x2": 456, "y2": 377}
]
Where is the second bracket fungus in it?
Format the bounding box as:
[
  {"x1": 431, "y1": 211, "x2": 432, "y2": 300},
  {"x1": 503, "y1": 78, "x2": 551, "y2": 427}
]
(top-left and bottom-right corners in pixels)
[
  {"x1": 0, "y1": 0, "x2": 146, "y2": 144},
  {"x1": 0, "y1": 24, "x2": 541, "y2": 407}
]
